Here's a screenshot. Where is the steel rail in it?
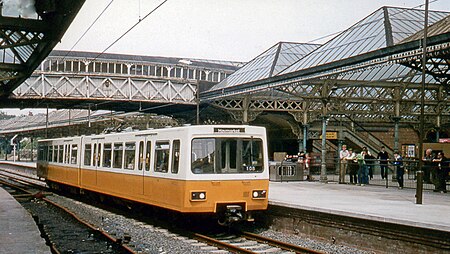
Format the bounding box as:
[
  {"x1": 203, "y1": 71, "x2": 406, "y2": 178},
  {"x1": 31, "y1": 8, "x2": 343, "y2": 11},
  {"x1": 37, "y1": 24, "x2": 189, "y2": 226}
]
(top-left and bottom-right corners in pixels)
[
  {"x1": 0, "y1": 173, "x2": 136, "y2": 254},
  {"x1": 242, "y1": 231, "x2": 325, "y2": 254}
]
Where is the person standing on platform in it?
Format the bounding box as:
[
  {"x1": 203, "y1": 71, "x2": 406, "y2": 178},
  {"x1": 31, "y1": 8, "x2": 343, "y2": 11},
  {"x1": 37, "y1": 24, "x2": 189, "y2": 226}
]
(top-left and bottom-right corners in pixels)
[
  {"x1": 339, "y1": 145, "x2": 350, "y2": 183},
  {"x1": 393, "y1": 151, "x2": 404, "y2": 189},
  {"x1": 422, "y1": 148, "x2": 434, "y2": 184},
  {"x1": 432, "y1": 152, "x2": 448, "y2": 193},
  {"x1": 365, "y1": 149, "x2": 375, "y2": 181},
  {"x1": 347, "y1": 148, "x2": 358, "y2": 184},
  {"x1": 356, "y1": 150, "x2": 368, "y2": 186},
  {"x1": 377, "y1": 146, "x2": 389, "y2": 179}
]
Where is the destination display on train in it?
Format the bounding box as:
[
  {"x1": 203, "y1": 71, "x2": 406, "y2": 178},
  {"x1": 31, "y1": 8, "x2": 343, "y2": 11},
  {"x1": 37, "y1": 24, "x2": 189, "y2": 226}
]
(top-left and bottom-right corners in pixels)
[{"x1": 214, "y1": 127, "x2": 245, "y2": 133}]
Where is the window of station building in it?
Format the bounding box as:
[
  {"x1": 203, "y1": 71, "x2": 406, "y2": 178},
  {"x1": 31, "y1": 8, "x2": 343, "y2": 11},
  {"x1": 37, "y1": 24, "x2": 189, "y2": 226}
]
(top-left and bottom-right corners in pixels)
[
  {"x1": 143, "y1": 65, "x2": 149, "y2": 76},
  {"x1": 145, "y1": 141, "x2": 151, "y2": 171},
  {"x1": 156, "y1": 66, "x2": 162, "y2": 77},
  {"x1": 80, "y1": 61, "x2": 87, "y2": 72},
  {"x1": 103, "y1": 143, "x2": 112, "y2": 168},
  {"x1": 84, "y1": 144, "x2": 92, "y2": 166},
  {"x1": 94, "y1": 62, "x2": 101, "y2": 73},
  {"x1": 58, "y1": 145, "x2": 63, "y2": 163},
  {"x1": 88, "y1": 62, "x2": 94, "y2": 72},
  {"x1": 169, "y1": 68, "x2": 174, "y2": 78},
  {"x1": 108, "y1": 63, "x2": 115, "y2": 74},
  {"x1": 162, "y1": 67, "x2": 168, "y2": 77},
  {"x1": 171, "y1": 140, "x2": 180, "y2": 174},
  {"x1": 131, "y1": 64, "x2": 143, "y2": 75},
  {"x1": 57, "y1": 61, "x2": 64, "y2": 72},
  {"x1": 213, "y1": 72, "x2": 219, "y2": 82},
  {"x1": 154, "y1": 141, "x2": 169, "y2": 173},
  {"x1": 149, "y1": 65, "x2": 156, "y2": 76},
  {"x1": 188, "y1": 69, "x2": 195, "y2": 79},
  {"x1": 124, "y1": 142, "x2": 136, "y2": 170},
  {"x1": 182, "y1": 68, "x2": 188, "y2": 79},
  {"x1": 71, "y1": 144, "x2": 78, "y2": 164},
  {"x1": 175, "y1": 67, "x2": 182, "y2": 78},
  {"x1": 65, "y1": 61, "x2": 72, "y2": 72},
  {"x1": 101, "y1": 62, "x2": 108, "y2": 73},
  {"x1": 138, "y1": 141, "x2": 144, "y2": 171},
  {"x1": 72, "y1": 61, "x2": 80, "y2": 72},
  {"x1": 43, "y1": 60, "x2": 51, "y2": 71},
  {"x1": 50, "y1": 60, "x2": 58, "y2": 71},
  {"x1": 113, "y1": 143, "x2": 123, "y2": 169}
]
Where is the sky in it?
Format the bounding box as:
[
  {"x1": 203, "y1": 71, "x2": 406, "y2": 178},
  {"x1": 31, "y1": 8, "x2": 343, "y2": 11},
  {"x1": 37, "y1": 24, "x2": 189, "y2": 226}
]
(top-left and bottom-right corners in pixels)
[{"x1": 2, "y1": 0, "x2": 450, "y2": 115}]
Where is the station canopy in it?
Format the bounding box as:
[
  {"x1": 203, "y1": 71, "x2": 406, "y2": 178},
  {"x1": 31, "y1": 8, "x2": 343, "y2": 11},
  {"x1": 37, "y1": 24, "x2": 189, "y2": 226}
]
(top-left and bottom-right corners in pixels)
[
  {"x1": 0, "y1": 0, "x2": 85, "y2": 97},
  {"x1": 204, "y1": 6, "x2": 450, "y2": 99}
]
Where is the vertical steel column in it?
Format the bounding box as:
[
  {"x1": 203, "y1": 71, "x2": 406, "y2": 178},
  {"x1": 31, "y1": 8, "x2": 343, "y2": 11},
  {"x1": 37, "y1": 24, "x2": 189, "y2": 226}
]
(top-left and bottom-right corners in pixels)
[
  {"x1": 320, "y1": 116, "x2": 328, "y2": 182},
  {"x1": 417, "y1": 0, "x2": 429, "y2": 205},
  {"x1": 46, "y1": 106, "x2": 49, "y2": 138},
  {"x1": 393, "y1": 117, "x2": 400, "y2": 152}
]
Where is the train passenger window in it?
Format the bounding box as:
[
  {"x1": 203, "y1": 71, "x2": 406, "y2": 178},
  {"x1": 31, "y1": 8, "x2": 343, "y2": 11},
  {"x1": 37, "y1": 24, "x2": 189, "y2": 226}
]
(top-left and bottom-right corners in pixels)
[
  {"x1": 84, "y1": 144, "x2": 92, "y2": 166},
  {"x1": 38, "y1": 145, "x2": 45, "y2": 161},
  {"x1": 191, "y1": 139, "x2": 215, "y2": 174},
  {"x1": 125, "y1": 142, "x2": 136, "y2": 170},
  {"x1": 191, "y1": 138, "x2": 264, "y2": 174},
  {"x1": 58, "y1": 145, "x2": 63, "y2": 163},
  {"x1": 53, "y1": 146, "x2": 57, "y2": 162},
  {"x1": 71, "y1": 144, "x2": 78, "y2": 164},
  {"x1": 93, "y1": 143, "x2": 101, "y2": 167},
  {"x1": 48, "y1": 146, "x2": 53, "y2": 162},
  {"x1": 102, "y1": 143, "x2": 112, "y2": 168},
  {"x1": 154, "y1": 141, "x2": 169, "y2": 173},
  {"x1": 113, "y1": 143, "x2": 124, "y2": 169},
  {"x1": 145, "y1": 141, "x2": 151, "y2": 171},
  {"x1": 138, "y1": 141, "x2": 144, "y2": 171},
  {"x1": 171, "y1": 140, "x2": 180, "y2": 174},
  {"x1": 64, "y1": 144, "x2": 70, "y2": 164}
]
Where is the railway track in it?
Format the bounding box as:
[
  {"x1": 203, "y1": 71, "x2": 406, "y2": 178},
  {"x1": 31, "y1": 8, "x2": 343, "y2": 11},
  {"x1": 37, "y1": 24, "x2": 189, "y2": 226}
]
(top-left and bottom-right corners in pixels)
[
  {"x1": 0, "y1": 167, "x2": 134, "y2": 254},
  {"x1": 192, "y1": 230, "x2": 325, "y2": 254},
  {"x1": 1, "y1": 164, "x2": 326, "y2": 254}
]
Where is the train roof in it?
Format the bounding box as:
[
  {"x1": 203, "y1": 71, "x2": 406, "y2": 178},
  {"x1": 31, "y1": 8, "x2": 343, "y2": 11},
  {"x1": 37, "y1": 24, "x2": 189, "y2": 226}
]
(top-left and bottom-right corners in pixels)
[{"x1": 38, "y1": 125, "x2": 266, "y2": 142}]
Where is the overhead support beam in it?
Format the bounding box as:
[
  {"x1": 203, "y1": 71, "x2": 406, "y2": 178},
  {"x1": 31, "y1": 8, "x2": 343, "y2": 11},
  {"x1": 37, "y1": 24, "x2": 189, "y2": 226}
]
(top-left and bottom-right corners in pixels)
[{"x1": 0, "y1": 16, "x2": 50, "y2": 33}]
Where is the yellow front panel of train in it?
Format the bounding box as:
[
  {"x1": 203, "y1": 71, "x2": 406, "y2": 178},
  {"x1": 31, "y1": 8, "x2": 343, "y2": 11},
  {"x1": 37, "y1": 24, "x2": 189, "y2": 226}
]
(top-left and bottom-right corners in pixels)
[{"x1": 181, "y1": 179, "x2": 269, "y2": 213}]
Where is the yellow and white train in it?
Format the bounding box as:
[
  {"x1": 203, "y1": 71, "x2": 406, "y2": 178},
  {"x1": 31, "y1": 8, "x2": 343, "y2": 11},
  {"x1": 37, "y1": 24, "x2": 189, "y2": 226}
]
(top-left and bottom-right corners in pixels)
[{"x1": 37, "y1": 125, "x2": 269, "y2": 224}]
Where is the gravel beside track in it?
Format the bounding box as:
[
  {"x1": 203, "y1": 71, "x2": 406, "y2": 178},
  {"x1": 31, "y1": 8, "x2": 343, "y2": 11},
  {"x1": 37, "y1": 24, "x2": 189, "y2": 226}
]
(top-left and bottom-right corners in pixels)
[
  {"x1": 44, "y1": 194, "x2": 373, "y2": 254},
  {"x1": 45, "y1": 194, "x2": 212, "y2": 253},
  {"x1": 259, "y1": 230, "x2": 374, "y2": 254}
]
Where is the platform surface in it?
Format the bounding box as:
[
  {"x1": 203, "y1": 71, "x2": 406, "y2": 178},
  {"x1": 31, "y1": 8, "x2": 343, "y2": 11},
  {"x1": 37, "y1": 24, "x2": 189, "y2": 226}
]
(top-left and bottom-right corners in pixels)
[
  {"x1": 269, "y1": 181, "x2": 450, "y2": 232},
  {"x1": 0, "y1": 187, "x2": 50, "y2": 254}
]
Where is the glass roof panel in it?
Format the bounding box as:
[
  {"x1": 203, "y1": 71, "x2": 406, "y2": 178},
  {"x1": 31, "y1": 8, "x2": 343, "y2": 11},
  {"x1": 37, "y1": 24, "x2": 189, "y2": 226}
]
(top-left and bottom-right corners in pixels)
[
  {"x1": 280, "y1": 7, "x2": 449, "y2": 75},
  {"x1": 210, "y1": 42, "x2": 319, "y2": 91}
]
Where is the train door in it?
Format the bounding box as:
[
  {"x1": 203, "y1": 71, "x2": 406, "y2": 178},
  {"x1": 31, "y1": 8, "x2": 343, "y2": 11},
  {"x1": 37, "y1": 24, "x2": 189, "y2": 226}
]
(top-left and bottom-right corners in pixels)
[
  {"x1": 92, "y1": 141, "x2": 102, "y2": 185},
  {"x1": 137, "y1": 137, "x2": 152, "y2": 196}
]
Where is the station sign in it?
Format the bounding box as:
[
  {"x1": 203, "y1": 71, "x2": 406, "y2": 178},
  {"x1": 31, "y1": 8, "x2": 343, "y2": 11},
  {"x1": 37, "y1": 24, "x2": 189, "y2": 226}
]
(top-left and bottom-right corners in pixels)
[
  {"x1": 319, "y1": 131, "x2": 338, "y2": 139},
  {"x1": 439, "y1": 138, "x2": 450, "y2": 143}
]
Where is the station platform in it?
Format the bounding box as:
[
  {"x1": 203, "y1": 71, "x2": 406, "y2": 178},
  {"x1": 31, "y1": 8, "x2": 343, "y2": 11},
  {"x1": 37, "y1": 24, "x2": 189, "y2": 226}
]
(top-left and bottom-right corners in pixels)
[
  {"x1": 269, "y1": 181, "x2": 450, "y2": 233},
  {"x1": 0, "y1": 187, "x2": 50, "y2": 253}
]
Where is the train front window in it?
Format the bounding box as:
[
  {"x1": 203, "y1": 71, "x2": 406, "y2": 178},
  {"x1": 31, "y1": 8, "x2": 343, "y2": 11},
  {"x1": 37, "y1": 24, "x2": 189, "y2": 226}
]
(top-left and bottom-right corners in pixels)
[{"x1": 191, "y1": 138, "x2": 264, "y2": 174}]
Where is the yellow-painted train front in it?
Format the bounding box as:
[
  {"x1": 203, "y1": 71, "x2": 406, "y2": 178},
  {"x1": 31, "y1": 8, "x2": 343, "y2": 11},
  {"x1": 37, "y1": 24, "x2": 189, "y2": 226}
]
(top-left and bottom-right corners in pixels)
[{"x1": 37, "y1": 125, "x2": 269, "y2": 224}]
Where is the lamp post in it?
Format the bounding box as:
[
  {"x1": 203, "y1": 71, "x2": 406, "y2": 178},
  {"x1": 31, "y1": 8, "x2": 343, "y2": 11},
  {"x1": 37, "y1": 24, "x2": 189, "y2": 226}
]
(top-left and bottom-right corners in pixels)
[{"x1": 416, "y1": 0, "x2": 429, "y2": 205}]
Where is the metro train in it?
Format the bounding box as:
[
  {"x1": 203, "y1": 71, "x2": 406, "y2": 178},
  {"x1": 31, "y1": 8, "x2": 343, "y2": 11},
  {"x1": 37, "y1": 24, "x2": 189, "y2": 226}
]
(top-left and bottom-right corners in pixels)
[{"x1": 37, "y1": 125, "x2": 269, "y2": 224}]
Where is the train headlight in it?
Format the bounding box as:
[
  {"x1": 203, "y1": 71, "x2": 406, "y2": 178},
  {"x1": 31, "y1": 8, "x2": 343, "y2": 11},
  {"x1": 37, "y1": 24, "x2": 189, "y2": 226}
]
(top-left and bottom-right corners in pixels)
[
  {"x1": 252, "y1": 190, "x2": 267, "y2": 199},
  {"x1": 191, "y1": 191, "x2": 207, "y2": 201}
]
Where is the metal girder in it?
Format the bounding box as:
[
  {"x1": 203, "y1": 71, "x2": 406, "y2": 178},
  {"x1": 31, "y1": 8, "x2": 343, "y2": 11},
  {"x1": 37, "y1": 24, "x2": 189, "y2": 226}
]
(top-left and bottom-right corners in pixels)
[{"x1": 0, "y1": 0, "x2": 85, "y2": 97}]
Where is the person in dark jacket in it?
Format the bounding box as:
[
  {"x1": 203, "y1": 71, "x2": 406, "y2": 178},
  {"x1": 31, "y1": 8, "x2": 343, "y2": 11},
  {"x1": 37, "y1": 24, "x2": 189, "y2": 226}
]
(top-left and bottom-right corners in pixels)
[
  {"x1": 433, "y1": 152, "x2": 448, "y2": 193},
  {"x1": 377, "y1": 146, "x2": 389, "y2": 179},
  {"x1": 392, "y1": 151, "x2": 404, "y2": 189}
]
